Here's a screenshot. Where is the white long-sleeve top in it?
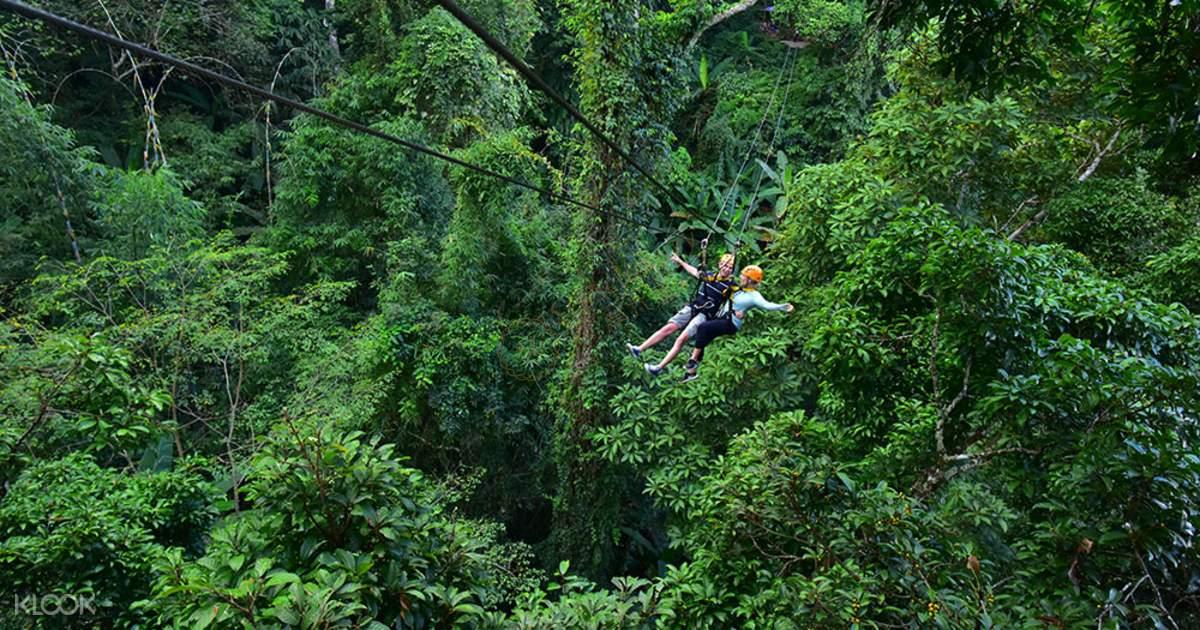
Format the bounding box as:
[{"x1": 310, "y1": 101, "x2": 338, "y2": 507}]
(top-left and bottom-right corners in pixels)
[{"x1": 730, "y1": 289, "x2": 788, "y2": 329}]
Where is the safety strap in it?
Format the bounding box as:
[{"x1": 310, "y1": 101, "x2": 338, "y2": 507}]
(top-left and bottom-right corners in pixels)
[
  {"x1": 692, "y1": 237, "x2": 710, "y2": 302},
  {"x1": 715, "y1": 284, "x2": 758, "y2": 320},
  {"x1": 693, "y1": 272, "x2": 737, "y2": 318}
]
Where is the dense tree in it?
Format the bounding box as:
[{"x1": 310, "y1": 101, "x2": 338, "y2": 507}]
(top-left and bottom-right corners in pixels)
[{"x1": 2, "y1": 0, "x2": 1199, "y2": 627}]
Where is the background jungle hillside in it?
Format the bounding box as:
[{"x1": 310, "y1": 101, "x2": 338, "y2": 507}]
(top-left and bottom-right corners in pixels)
[{"x1": 1, "y1": 0, "x2": 1199, "y2": 627}]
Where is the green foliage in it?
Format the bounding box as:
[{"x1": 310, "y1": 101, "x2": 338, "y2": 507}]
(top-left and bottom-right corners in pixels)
[
  {"x1": 877, "y1": 0, "x2": 1083, "y2": 90},
  {"x1": 91, "y1": 167, "x2": 206, "y2": 259},
  {"x1": 25, "y1": 0, "x2": 305, "y2": 86},
  {"x1": 456, "y1": 0, "x2": 541, "y2": 58},
  {"x1": 0, "y1": 324, "x2": 170, "y2": 480},
  {"x1": 770, "y1": 156, "x2": 911, "y2": 285},
  {"x1": 382, "y1": 6, "x2": 531, "y2": 144},
  {"x1": 145, "y1": 423, "x2": 512, "y2": 628},
  {"x1": 439, "y1": 128, "x2": 566, "y2": 312},
  {"x1": 269, "y1": 112, "x2": 451, "y2": 282},
  {"x1": 880, "y1": 0, "x2": 1200, "y2": 159},
  {"x1": 1146, "y1": 232, "x2": 1200, "y2": 313},
  {"x1": 23, "y1": 233, "x2": 352, "y2": 470},
  {"x1": 0, "y1": 454, "x2": 215, "y2": 626},
  {"x1": 861, "y1": 88, "x2": 1071, "y2": 220},
  {"x1": 4, "y1": 0, "x2": 1200, "y2": 626},
  {"x1": 0, "y1": 76, "x2": 95, "y2": 292},
  {"x1": 327, "y1": 1, "x2": 536, "y2": 145},
  {"x1": 552, "y1": 0, "x2": 693, "y2": 579},
  {"x1": 1101, "y1": 0, "x2": 1200, "y2": 158},
  {"x1": 688, "y1": 22, "x2": 879, "y2": 168},
  {"x1": 655, "y1": 412, "x2": 1006, "y2": 627},
  {"x1": 156, "y1": 115, "x2": 265, "y2": 227},
  {"x1": 496, "y1": 565, "x2": 663, "y2": 628},
  {"x1": 772, "y1": 0, "x2": 865, "y2": 49},
  {"x1": 600, "y1": 198, "x2": 1200, "y2": 625},
  {"x1": 1038, "y1": 172, "x2": 1186, "y2": 277},
  {"x1": 307, "y1": 276, "x2": 565, "y2": 546},
  {"x1": 796, "y1": 207, "x2": 1200, "y2": 625}
]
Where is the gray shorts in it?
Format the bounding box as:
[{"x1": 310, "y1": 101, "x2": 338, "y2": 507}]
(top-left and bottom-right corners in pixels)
[{"x1": 668, "y1": 306, "x2": 708, "y2": 337}]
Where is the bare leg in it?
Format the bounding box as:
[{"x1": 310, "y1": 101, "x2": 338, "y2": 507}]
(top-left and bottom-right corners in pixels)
[
  {"x1": 638, "y1": 322, "x2": 679, "y2": 351},
  {"x1": 655, "y1": 330, "x2": 691, "y2": 369}
]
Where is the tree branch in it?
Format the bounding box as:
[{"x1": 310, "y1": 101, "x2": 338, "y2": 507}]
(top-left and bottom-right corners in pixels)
[
  {"x1": 1006, "y1": 205, "x2": 1049, "y2": 241},
  {"x1": 686, "y1": 0, "x2": 760, "y2": 52},
  {"x1": 10, "y1": 360, "x2": 83, "y2": 455},
  {"x1": 1008, "y1": 128, "x2": 1121, "y2": 241},
  {"x1": 913, "y1": 446, "x2": 1039, "y2": 496},
  {"x1": 998, "y1": 195, "x2": 1040, "y2": 233},
  {"x1": 1134, "y1": 544, "x2": 1180, "y2": 630},
  {"x1": 1076, "y1": 128, "x2": 1120, "y2": 184},
  {"x1": 941, "y1": 446, "x2": 1039, "y2": 464},
  {"x1": 937, "y1": 356, "x2": 972, "y2": 455}
]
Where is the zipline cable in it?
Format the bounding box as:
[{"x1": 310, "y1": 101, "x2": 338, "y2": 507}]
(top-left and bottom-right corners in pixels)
[
  {"x1": 734, "y1": 42, "x2": 799, "y2": 249},
  {"x1": 712, "y1": 46, "x2": 795, "y2": 241},
  {"x1": 432, "y1": 0, "x2": 688, "y2": 209},
  {"x1": 433, "y1": 0, "x2": 729, "y2": 245},
  {"x1": 0, "y1": 0, "x2": 668, "y2": 232},
  {"x1": 651, "y1": 46, "x2": 796, "y2": 260}
]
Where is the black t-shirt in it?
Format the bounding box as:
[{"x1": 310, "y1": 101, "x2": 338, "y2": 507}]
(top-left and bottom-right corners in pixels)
[{"x1": 690, "y1": 269, "x2": 737, "y2": 318}]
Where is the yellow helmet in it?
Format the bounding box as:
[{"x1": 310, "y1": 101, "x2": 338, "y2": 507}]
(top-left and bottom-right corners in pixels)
[
  {"x1": 741, "y1": 265, "x2": 764, "y2": 283},
  {"x1": 718, "y1": 253, "x2": 735, "y2": 267}
]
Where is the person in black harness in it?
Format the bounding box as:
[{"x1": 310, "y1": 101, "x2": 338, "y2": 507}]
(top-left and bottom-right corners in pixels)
[
  {"x1": 629, "y1": 252, "x2": 737, "y2": 376},
  {"x1": 678, "y1": 264, "x2": 793, "y2": 382}
]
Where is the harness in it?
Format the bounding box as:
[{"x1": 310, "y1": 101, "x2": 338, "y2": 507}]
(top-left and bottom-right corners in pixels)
[
  {"x1": 713, "y1": 284, "x2": 748, "y2": 319},
  {"x1": 689, "y1": 238, "x2": 737, "y2": 318},
  {"x1": 691, "y1": 273, "x2": 736, "y2": 317}
]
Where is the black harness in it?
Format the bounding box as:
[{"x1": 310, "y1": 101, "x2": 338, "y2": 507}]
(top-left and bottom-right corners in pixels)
[{"x1": 691, "y1": 270, "x2": 737, "y2": 318}]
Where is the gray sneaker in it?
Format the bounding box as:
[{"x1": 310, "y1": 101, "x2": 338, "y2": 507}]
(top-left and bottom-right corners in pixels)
[
  {"x1": 644, "y1": 363, "x2": 662, "y2": 377},
  {"x1": 627, "y1": 343, "x2": 642, "y2": 359}
]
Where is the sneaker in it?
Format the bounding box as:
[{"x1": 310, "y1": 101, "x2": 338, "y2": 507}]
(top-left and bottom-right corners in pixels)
[
  {"x1": 627, "y1": 343, "x2": 642, "y2": 359},
  {"x1": 644, "y1": 363, "x2": 662, "y2": 377},
  {"x1": 680, "y1": 368, "x2": 700, "y2": 383},
  {"x1": 684, "y1": 359, "x2": 697, "y2": 370}
]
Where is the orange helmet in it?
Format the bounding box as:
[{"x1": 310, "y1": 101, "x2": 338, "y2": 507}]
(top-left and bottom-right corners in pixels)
[{"x1": 741, "y1": 265, "x2": 764, "y2": 283}]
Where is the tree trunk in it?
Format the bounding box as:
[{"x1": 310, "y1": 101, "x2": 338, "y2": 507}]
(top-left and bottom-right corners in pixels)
[
  {"x1": 553, "y1": 147, "x2": 623, "y2": 579},
  {"x1": 325, "y1": 0, "x2": 341, "y2": 64},
  {"x1": 552, "y1": 1, "x2": 646, "y2": 580}
]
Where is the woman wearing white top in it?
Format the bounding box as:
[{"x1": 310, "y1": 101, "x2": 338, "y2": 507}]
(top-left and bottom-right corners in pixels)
[{"x1": 646, "y1": 264, "x2": 792, "y2": 382}]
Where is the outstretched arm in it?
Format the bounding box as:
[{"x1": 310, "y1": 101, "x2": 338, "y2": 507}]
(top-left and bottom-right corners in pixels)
[
  {"x1": 670, "y1": 252, "x2": 702, "y2": 279},
  {"x1": 749, "y1": 291, "x2": 794, "y2": 313}
]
